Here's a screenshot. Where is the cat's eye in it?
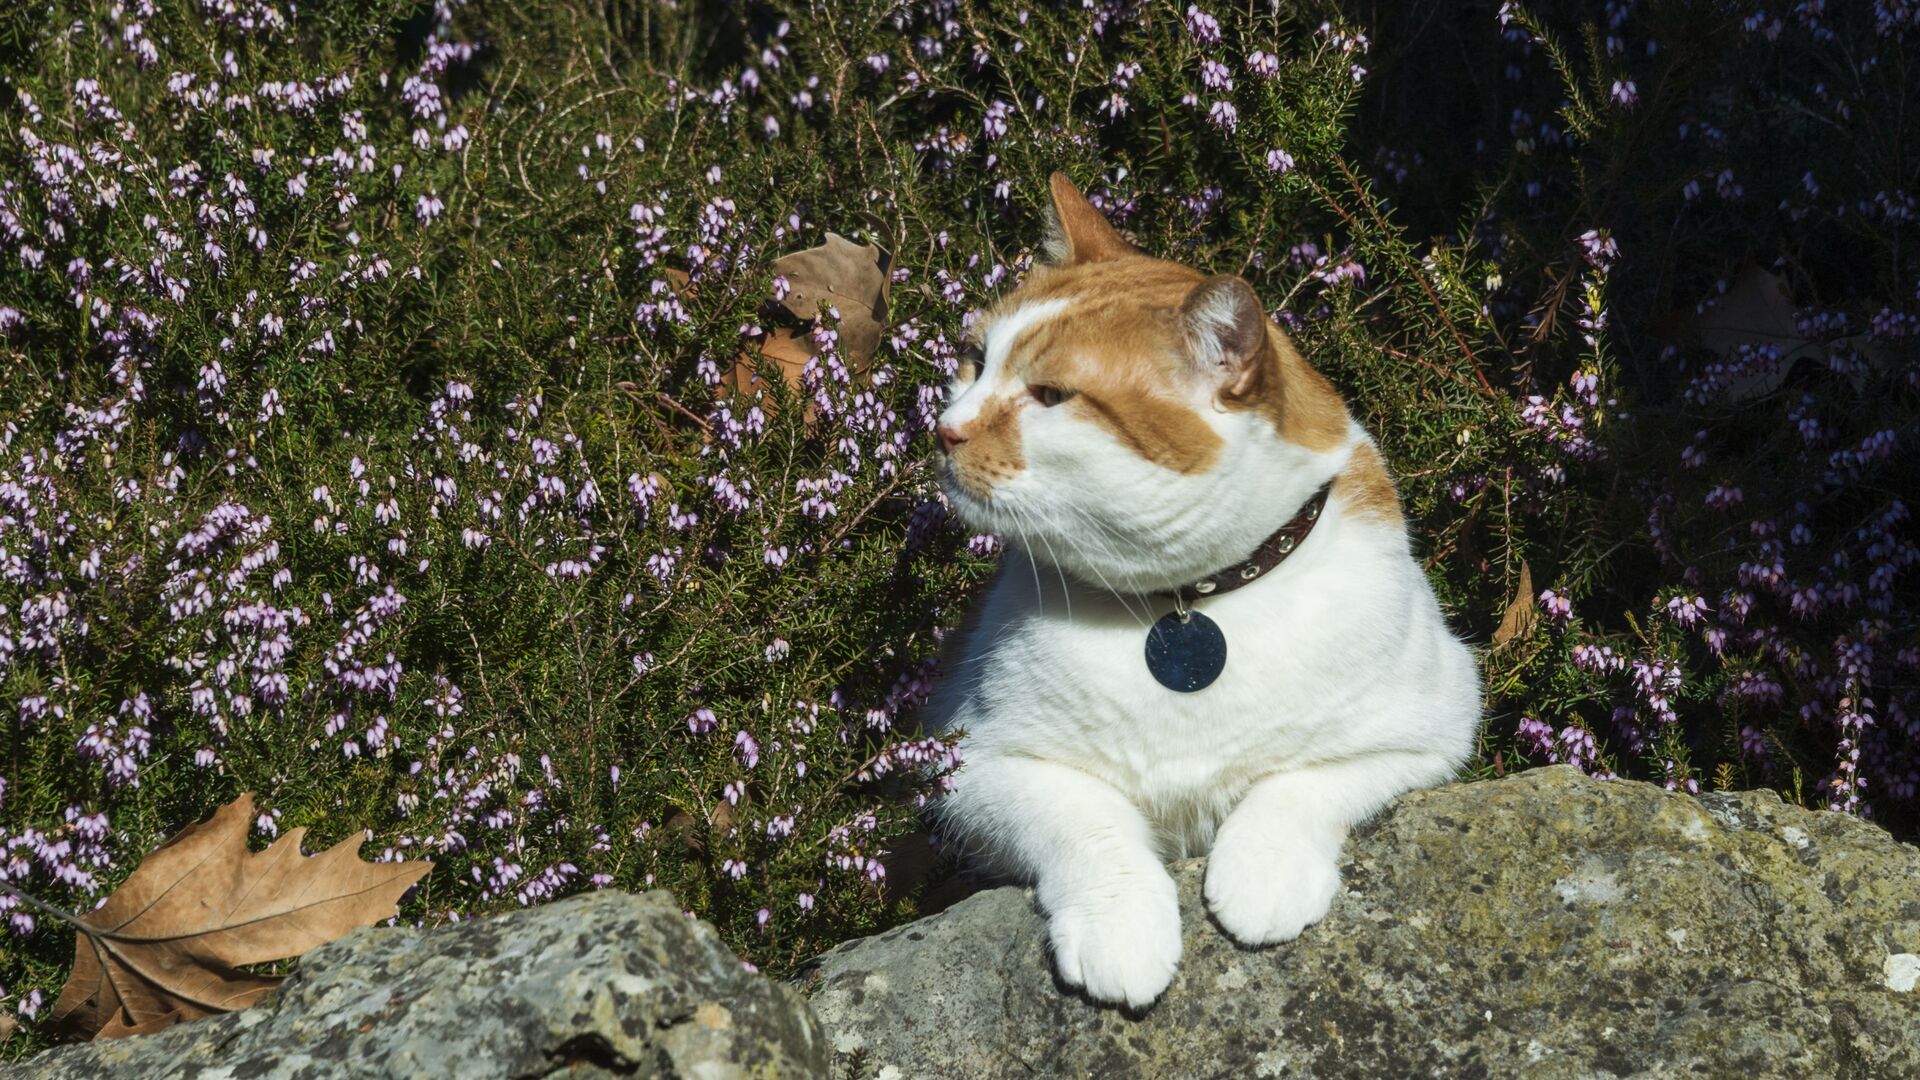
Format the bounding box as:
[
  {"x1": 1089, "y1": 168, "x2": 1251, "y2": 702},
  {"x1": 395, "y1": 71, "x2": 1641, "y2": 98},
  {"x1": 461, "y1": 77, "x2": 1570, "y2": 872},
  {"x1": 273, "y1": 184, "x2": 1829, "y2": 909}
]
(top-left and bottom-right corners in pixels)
[
  {"x1": 1028, "y1": 384, "x2": 1073, "y2": 408},
  {"x1": 957, "y1": 343, "x2": 984, "y2": 382}
]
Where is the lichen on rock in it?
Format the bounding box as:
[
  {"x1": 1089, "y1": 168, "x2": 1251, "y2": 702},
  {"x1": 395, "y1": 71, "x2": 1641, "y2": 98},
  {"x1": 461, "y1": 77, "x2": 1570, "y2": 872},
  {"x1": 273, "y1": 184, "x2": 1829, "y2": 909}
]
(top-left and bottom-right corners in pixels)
[
  {"x1": 803, "y1": 767, "x2": 1920, "y2": 1079},
  {"x1": 16, "y1": 768, "x2": 1915, "y2": 1079},
  {"x1": 16, "y1": 891, "x2": 827, "y2": 1079}
]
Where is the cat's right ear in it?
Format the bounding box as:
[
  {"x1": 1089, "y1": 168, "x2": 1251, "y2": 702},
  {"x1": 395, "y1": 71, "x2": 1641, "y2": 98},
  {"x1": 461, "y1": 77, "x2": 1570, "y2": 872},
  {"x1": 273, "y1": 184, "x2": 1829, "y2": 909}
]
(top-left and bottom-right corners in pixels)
[
  {"x1": 1042, "y1": 173, "x2": 1135, "y2": 265},
  {"x1": 1180, "y1": 274, "x2": 1272, "y2": 395}
]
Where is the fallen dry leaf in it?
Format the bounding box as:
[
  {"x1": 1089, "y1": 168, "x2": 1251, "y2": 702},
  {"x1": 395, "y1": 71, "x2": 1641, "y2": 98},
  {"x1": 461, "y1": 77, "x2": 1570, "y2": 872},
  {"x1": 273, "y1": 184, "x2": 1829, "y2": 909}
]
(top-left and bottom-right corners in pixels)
[
  {"x1": 1678, "y1": 264, "x2": 1895, "y2": 401},
  {"x1": 1491, "y1": 562, "x2": 1537, "y2": 650},
  {"x1": 0, "y1": 1011, "x2": 14, "y2": 1042},
  {"x1": 769, "y1": 231, "x2": 890, "y2": 361},
  {"x1": 49, "y1": 794, "x2": 430, "y2": 1042},
  {"x1": 723, "y1": 233, "x2": 891, "y2": 400},
  {"x1": 662, "y1": 796, "x2": 741, "y2": 857},
  {"x1": 724, "y1": 327, "x2": 816, "y2": 399}
]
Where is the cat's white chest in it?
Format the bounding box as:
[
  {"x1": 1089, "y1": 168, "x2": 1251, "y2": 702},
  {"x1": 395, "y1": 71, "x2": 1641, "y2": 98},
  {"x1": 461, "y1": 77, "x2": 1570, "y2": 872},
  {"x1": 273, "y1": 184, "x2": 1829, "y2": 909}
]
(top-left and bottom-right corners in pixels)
[{"x1": 938, "y1": 528, "x2": 1415, "y2": 809}]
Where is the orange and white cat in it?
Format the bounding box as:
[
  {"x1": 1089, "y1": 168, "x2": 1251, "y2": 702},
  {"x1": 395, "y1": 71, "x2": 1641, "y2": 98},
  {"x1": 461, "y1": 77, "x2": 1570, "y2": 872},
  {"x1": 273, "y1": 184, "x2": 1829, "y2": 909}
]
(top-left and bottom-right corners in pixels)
[{"x1": 926, "y1": 174, "x2": 1480, "y2": 1008}]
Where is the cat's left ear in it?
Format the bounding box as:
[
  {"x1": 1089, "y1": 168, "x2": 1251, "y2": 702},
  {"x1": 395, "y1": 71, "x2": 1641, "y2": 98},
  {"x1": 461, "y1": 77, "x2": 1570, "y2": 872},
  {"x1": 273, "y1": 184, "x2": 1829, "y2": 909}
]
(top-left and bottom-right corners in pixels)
[
  {"x1": 1179, "y1": 274, "x2": 1271, "y2": 394},
  {"x1": 1044, "y1": 173, "x2": 1136, "y2": 264}
]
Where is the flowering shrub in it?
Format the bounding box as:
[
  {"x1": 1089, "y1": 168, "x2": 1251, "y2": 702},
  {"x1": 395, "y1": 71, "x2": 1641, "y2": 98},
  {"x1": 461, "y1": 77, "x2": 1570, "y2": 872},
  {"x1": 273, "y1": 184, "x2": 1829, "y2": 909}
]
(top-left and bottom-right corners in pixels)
[
  {"x1": 0, "y1": 0, "x2": 1021, "y2": 1032},
  {"x1": 1351, "y1": 1, "x2": 1918, "y2": 825},
  {"x1": 0, "y1": 0, "x2": 1915, "y2": 1051}
]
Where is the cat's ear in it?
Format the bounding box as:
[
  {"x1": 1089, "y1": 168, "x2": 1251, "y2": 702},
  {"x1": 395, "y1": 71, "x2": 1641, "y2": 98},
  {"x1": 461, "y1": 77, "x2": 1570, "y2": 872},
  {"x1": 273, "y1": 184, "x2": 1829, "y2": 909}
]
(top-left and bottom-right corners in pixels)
[
  {"x1": 1043, "y1": 172, "x2": 1135, "y2": 265},
  {"x1": 1180, "y1": 274, "x2": 1271, "y2": 393}
]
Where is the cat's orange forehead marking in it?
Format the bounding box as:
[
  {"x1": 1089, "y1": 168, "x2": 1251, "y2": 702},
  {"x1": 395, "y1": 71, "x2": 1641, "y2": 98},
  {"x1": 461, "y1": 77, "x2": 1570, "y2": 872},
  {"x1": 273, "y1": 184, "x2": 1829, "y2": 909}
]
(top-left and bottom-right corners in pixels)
[
  {"x1": 986, "y1": 259, "x2": 1228, "y2": 474},
  {"x1": 956, "y1": 251, "x2": 1356, "y2": 486},
  {"x1": 1033, "y1": 256, "x2": 1350, "y2": 454}
]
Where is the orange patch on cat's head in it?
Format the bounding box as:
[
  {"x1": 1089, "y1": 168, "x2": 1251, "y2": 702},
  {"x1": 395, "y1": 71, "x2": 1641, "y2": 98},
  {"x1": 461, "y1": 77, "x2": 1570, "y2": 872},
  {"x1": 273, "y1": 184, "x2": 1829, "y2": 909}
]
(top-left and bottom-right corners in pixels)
[
  {"x1": 983, "y1": 258, "x2": 1227, "y2": 475},
  {"x1": 940, "y1": 174, "x2": 1352, "y2": 491}
]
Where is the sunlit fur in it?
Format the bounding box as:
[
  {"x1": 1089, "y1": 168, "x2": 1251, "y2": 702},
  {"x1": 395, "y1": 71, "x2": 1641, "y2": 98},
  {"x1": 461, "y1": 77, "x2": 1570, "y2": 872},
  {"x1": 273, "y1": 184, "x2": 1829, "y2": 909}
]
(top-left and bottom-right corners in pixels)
[{"x1": 926, "y1": 175, "x2": 1481, "y2": 1010}]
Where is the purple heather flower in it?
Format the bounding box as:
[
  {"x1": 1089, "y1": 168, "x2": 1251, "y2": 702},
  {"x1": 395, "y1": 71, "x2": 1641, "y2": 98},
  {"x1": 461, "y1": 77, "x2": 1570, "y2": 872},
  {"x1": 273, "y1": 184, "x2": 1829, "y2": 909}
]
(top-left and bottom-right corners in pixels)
[
  {"x1": 1185, "y1": 5, "x2": 1222, "y2": 46},
  {"x1": 1575, "y1": 228, "x2": 1618, "y2": 270}
]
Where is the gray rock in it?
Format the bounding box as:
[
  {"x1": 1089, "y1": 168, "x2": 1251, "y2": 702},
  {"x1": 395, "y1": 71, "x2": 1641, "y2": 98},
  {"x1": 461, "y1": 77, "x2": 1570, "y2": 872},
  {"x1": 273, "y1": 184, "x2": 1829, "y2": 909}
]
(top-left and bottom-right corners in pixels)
[
  {"x1": 17, "y1": 890, "x2": 826, "y2": 1079},
  {"x1": 803, "y1": 766, "x2": 1920, "y2": 1079}
]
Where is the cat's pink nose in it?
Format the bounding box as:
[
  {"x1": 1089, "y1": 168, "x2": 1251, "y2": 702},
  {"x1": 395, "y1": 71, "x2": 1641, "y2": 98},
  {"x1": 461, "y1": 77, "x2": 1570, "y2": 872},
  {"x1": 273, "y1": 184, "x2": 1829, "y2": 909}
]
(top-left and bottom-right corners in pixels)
[{"x1": 937, "y1": 425, "x2": 968, "y2": 454}]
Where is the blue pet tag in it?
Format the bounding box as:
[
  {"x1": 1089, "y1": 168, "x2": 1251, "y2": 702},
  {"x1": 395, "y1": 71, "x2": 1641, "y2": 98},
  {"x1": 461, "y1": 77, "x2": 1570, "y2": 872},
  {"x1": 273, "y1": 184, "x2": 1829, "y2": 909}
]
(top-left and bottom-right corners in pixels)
[{"x1": 1144, "y1": 610, "x2": 1227, "y2": 692}]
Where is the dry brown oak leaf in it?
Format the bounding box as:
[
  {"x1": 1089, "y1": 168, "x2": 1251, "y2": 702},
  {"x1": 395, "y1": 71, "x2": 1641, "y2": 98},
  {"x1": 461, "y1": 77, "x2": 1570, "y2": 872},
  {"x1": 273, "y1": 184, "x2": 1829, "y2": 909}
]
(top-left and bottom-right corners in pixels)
[
  {"x1": 726, "y1": 232, "x2": 891, "y2": 398},
  {"x1": 1674, "y1": 264, "x2": 1895, "y2": 402},
  {"x1": 770, "y1": 231, "x2": 890, "y2": 361},
  {"x1": 49, "y1": 793, "x2": 430, "y2": 1041}
]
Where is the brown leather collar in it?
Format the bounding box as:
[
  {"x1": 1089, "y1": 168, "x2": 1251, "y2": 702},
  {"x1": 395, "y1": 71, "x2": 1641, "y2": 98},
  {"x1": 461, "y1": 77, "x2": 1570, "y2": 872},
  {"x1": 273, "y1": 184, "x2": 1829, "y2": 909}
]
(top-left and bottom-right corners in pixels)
[{"x1": 1166, "y1": 482, "x2": 1332, "y2": 607}]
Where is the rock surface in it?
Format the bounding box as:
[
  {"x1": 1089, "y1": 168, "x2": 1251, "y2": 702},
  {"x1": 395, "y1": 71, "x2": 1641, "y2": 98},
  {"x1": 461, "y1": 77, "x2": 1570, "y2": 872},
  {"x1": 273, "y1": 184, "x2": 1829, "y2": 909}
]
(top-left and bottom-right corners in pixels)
[
  {"x1": 17, "y1": 890, "x2": 826, "y2": 1079},
  {"x1": 804, "y1": 766, "x2": 1920, "y2": 1079}
]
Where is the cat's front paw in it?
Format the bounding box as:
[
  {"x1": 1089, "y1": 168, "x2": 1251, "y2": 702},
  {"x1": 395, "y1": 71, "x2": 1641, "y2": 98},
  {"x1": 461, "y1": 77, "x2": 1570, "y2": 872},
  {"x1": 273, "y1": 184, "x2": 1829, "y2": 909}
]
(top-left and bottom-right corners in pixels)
[
  {"x1": 1204, "y1": 827, "x2": 1342, "y2": 947},
  {"x1": 1042, "y1": 875, "x2": 1182, "y2": 1009}
]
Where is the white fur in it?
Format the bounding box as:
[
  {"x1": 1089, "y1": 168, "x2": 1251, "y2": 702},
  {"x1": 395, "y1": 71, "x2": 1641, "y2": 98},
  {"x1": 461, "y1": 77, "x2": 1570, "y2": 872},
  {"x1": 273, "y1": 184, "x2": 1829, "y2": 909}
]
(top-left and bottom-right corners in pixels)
[{"x1": 929, "y1": 302, "x2": 1481, "y2": 1009}]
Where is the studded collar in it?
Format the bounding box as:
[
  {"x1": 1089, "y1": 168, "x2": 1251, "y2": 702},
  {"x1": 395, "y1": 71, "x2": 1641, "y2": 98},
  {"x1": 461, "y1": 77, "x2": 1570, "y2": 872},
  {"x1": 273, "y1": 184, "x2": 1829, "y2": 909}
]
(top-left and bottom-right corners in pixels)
[{"x1": 1165, "y1": 482, "x2": 1333, "y2": 609}]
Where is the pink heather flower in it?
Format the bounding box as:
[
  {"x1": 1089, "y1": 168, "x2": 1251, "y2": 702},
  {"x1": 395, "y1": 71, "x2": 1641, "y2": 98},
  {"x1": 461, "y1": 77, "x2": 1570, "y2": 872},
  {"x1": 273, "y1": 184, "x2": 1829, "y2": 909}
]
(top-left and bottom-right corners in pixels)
[
  {"x1": 1311, "y1": 255, "x2": 1367, "y2": 287},
  {"x1": 1664, "y1": 595, "x2": 1711, "y2": 628},
  {"x1": 1247, "y1": 50, "x2": 1280, "y2": 79},
  {"x1": 1575, "y1": 229, "x2": 1618, "y2": 270},
  {"x1": 1185, "y1": 5, "x2": 1222, "y2": 46},
  {"x1": 687, "y1": 707, "x2": 717, "y2": 735},
  {"x1": 1538, "y1": 589, "x2": 1573, "y2": 625},
  {"x1": 1609, "y1": 79, "x2": 1639, "y2": 107},
  {"x1": 1705, "y1": 484, "x2": 1745, "y2": 510},
  {"x1": 1266, "y1": 148, "x2": 1296, "y2": 174},
  {"x1": 983, "y1": 100, "x2": 1011, "y2": 140}
]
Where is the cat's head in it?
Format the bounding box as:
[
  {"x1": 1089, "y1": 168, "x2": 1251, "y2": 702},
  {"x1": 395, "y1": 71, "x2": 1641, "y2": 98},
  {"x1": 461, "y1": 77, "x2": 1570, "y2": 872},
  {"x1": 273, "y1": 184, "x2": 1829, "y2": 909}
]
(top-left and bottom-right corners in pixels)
[{"x1": 935, "y1": 173, "x2": 1355, "y2": 594}]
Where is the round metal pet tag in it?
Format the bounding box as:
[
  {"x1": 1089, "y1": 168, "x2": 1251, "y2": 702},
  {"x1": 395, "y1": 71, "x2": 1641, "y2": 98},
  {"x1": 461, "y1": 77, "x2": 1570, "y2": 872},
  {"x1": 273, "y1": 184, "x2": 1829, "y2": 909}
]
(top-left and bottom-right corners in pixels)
[{"x1": 1144, "y1": 610, "x2": 1227, "y2": 692}]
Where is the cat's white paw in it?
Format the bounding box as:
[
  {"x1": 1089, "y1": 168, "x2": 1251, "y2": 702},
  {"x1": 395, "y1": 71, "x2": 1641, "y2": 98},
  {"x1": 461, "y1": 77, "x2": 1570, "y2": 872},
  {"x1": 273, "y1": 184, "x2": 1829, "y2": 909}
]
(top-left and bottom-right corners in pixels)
[
  {"x1": 1041, "y1": 876, "x2": 1182, "y2": 1009},
  {"x1": 1204, "y1": 827, "x2": 1342, "y2": 947}
]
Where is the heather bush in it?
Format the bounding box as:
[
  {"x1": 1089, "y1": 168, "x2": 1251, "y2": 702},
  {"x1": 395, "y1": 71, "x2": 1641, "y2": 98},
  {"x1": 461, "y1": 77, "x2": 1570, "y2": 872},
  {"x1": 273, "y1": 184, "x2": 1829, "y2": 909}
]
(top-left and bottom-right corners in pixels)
[
  {"x1": 0, "y1": 0, "x2": 1914, "y2": 1053},
  {"x1": 1347, "y1": 1, "x2": 1919, "y2": 822}
]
